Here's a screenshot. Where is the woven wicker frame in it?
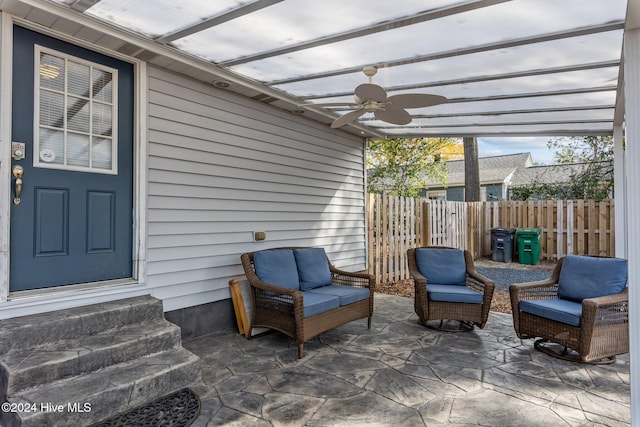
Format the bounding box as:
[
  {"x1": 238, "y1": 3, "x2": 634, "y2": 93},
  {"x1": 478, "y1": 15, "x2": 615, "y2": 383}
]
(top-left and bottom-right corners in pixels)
[
  {"x1": 509, "y1": 256, "x2": 629, "y2": 363},
  {"x1": 240, "y1": 247, "x2": 375, "y2": 359},
  {"x1": 407, "y1": 246, "x2": 495, "y2": 329}
]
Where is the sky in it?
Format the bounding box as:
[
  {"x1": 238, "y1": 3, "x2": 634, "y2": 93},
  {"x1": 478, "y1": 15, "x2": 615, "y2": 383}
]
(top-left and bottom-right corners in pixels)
[{"x1": 477, "y1": 136, "x2": 559, "y2": 165}]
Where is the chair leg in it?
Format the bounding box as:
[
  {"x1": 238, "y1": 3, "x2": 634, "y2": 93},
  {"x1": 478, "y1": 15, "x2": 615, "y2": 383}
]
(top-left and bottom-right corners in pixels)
[
  {"x1": 425, "y1": 319, "x2": 474, "y2": 332},
  {"x1": 533, "y1": 339, "x2": 616, "y2": 365},
  {"x1": 368, "y1": 315, "x2": 372, "y2": 329}
]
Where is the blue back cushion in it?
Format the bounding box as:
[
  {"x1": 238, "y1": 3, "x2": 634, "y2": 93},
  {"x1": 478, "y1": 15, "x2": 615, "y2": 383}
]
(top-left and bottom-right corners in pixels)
[
  {"x1": 253, "y1": 249, "x2": 300, "y2": 290},
  {"x1": 415, "y1": 248, "x2": 466, "y2": 285},
  {"x1": 557, "y1": 255, "x2": 628, "y2": 302},
  {"x1": 294, "y1": 248, "x2": 332, "y2": 290}
]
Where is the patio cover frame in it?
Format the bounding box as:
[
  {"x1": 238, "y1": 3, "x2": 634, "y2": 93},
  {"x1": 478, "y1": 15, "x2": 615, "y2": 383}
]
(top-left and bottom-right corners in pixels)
[{"x1": 0, "y1": 0, "x2": 637, "y2": 422}]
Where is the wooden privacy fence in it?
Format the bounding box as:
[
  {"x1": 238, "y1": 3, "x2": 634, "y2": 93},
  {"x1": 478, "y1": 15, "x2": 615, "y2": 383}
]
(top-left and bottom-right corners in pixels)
[
  {"x1": 367, "y1": 194, "x2": 615, "y2": 284},
  {"x1": 482, "y1": 199, "x2": 615, "y2": 262},
  {"x1": 367, "y1": 194, "x2": 425, "y2": 284}
]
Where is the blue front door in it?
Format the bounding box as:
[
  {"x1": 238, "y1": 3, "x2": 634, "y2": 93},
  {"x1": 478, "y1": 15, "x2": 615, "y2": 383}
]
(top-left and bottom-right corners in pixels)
[{"x1": 9, "y1": 26, "x2": 134, "y2": 291}]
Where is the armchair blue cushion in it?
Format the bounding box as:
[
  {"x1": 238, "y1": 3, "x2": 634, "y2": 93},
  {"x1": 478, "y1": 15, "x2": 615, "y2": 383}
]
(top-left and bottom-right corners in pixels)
[
  {"x1": 253, "y1": 249, "x2": 300, "y2": 290},
  {"x1": 519, "y1": 299, "x2": 583, "y2": 327},
  {"x1": 427, "y1": 284, "x2": 483, "y2": 304},
  {"x1": 415, "y1": 248, "x2": 466, "y2": 285},
  {"x1": 302, "y1": 292, "x2": 341, "y2": 317},
  {"x1": 294, "y1": 248, "x2": 332, "y2": 290},
  {"x1": 307, "y1": 285, "x2": 370, "y2": 306},
  {"x1": 557, "y1": 255, "x2": 628, "y2": 302}
]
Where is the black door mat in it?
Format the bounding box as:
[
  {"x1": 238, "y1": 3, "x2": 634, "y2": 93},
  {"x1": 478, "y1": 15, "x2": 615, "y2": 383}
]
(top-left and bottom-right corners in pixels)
[{"x1": 91, "y1": 388, "x2": 201, "y2": 427}]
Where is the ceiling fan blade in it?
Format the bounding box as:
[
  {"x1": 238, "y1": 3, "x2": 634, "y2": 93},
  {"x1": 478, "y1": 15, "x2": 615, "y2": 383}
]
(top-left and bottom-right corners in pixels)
[
  {"x1": 298, "y1": 102, "x2": 359, "y2": 107},
  {"x1": 386, "y1": 93, "x2": 447, "y2": 108},
  {"x1": 374, "y1": 105, "x2": 411, "y2": 125},
  {"x1": 354, "y1": 83, "x2": 387, "y2": 102},
  {"x1": 330, "y1": 108, "x2": 366, "y2": 128}
]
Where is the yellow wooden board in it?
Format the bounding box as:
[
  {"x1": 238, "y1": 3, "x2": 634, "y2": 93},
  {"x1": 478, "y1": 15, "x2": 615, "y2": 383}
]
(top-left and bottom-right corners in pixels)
[
  {"x1": 229, "y1": 279, "x2": 245, "y2": 334},
  {"x1": 229, "y1": 276, "x2": 269, "y2": 337}
]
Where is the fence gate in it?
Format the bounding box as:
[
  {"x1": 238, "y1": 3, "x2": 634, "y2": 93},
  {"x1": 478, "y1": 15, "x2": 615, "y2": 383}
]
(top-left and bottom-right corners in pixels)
[{"x1": 424, "y1": 200, "x2": 467, "y2": 249}]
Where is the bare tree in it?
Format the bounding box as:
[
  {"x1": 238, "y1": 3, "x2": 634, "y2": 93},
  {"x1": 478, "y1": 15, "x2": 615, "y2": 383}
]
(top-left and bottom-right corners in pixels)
[{"x1": 463, "y1": 137, "x2": 480, "y2": 201}]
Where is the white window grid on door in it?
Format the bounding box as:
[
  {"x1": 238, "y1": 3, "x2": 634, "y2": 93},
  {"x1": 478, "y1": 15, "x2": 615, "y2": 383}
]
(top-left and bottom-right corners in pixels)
[{"x1": 34, "y1": 45, "x2": 118, "y2": 174}]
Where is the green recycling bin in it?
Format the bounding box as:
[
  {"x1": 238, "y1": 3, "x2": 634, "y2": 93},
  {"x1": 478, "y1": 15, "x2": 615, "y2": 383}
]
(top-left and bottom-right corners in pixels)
[{"x1": 517, "y1": 228, "x2": 541, "y2": 265}]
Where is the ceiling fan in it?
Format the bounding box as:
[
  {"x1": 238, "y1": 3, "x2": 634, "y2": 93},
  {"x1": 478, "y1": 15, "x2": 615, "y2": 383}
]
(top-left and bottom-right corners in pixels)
[{"x1": 299, "y1": 66, "x2": 448, "y2": 129}]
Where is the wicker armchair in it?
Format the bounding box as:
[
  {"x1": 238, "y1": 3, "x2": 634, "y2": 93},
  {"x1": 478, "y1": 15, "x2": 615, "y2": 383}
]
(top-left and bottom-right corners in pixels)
[
  {"x1": 407, "y1": 246, "x2": 495, "y2": 331},
  {"x1": 239, "y1": 247, "x2": 375, "y2": 358},
  {"x1": 510, "y1": 255, "x2": 628, "y2": 364}
]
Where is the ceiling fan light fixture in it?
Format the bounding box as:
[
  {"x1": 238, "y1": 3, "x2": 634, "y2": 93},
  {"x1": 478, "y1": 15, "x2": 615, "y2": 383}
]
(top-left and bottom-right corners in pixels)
[{"x1": 362, "y1": 65, "x2": 377, "y2": 79}]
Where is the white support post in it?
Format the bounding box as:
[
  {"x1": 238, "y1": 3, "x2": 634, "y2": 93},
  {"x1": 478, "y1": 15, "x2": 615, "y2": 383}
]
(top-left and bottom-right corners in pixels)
[
  {"x1": 613, "y1": 125, "x2": 626, "y2": 258},
  {"x1": 623, "y1": 27, "x2": 640, "y2": 426}
]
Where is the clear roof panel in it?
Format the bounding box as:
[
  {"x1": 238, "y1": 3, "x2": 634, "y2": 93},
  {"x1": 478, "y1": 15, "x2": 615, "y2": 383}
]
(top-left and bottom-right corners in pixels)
[
  {"x1": 382, "y1": 122, "x2": 613, "y2": 136},
  {"x1": 45, "y1": 0, "x2": 629, "y2": 137},
  {"x1": 171, "y1": 0, "x2": 465, "y2": 63},
  {"x1": 274, "y1": 32, "x2": 624, "y2": 97},
  {"x1": 296, "y1": 68, "x2": 618, "y2": 105},
  {"x1": 408, "y1": 92, "x2": 618, "y2": 115},
  {"x1": 222, "y1": 0, "x2": 625, "y2": 82},
  {"x1": 370, "y1": 109, "x2": 614, "y2": 127},
  {"x1": 80, "y1": 0, "x2": 255, "y2": 38}
]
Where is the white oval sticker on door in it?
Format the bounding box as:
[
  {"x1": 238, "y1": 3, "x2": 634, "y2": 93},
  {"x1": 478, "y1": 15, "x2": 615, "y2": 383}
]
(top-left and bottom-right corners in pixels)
[{"x1": 40, "y1": 149, "x2": 56, "y2": 163}]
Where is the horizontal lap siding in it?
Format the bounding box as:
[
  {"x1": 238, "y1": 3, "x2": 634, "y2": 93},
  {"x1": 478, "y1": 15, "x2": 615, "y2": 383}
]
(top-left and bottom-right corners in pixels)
[{"x1": 146, "y1": 67, "x2": 366, "y2": 311}]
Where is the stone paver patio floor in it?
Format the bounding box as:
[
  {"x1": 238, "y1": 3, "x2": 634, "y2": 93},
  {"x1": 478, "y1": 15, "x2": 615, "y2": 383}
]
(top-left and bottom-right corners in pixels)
[{"x1": 184, "y1": 294, "x2": 630, "y2": 426}]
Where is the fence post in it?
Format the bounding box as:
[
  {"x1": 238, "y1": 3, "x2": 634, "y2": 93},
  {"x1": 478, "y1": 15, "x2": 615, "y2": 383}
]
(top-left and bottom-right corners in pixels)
[
  {"x1": 557, "y1": 200, "x2": 564, "y2": 259},
  {"x1": 599, "y1": 199, "x2": 608, "y2": 256},
  {"x1": 369, "y1": 194, "x2": 376, "y2": 278},
  {"x1": 610, "y1": 199, "x2": 616, "y2": 257},
  {"x1": 422, "y1": 201, "x2": 430, "y2": 246},
  {"x1": 566, "y1": 200, "x2": 574, "y2": 255}
]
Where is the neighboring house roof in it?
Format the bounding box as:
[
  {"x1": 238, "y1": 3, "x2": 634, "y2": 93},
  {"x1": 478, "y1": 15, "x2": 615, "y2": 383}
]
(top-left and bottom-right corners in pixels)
[
  {"x1": 424, "y1": 152, "x2": 533, "y2": 188},
  {"x1": 508, "y1": 161, "x2": 613, "y2": 186}
]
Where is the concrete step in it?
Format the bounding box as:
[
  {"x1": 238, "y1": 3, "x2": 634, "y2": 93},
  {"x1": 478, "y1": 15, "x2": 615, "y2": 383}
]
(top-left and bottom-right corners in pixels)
[
  {"x1": 5, "y1": 347, "x2": 201, "y2": 427},
  {"x1": 0, "y1": 296, "x2": 164, "y2": 352},
  {"x1": 0, "y1": 296, "x2": 202, "y2": 427},
  {"x1": 2, "y1": 318, "x2": 182, "y2": 395}
]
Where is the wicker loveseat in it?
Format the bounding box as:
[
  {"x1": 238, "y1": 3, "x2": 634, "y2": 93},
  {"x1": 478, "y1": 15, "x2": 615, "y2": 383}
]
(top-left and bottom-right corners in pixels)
[
  {"x1": 238, "y1": 247, "x2": 375, "y2": 358},
  {"x1": 510, "y1": 255, "x2": 629, "y2": 364}
]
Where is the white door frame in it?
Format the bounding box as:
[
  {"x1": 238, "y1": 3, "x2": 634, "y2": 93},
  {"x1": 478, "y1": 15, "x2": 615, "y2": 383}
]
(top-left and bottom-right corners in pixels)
[{"x1": 0, "y1": 13, "x2": 148, "y2": 312}]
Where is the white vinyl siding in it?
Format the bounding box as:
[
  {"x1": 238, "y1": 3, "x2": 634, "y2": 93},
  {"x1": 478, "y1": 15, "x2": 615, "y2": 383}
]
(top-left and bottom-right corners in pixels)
[{"x1": 146, "y1": 66, "x2": 367, "y2": 311}]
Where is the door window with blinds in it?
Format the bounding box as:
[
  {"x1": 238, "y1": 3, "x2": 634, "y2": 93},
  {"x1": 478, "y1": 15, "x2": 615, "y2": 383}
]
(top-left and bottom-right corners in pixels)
[{"x1": 35, "y1": 46, "x2": 118, "y2": 174}]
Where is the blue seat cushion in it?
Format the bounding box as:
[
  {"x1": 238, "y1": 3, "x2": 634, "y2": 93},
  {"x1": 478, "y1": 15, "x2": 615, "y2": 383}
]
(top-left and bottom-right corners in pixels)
[
  {"x1": 426, "y1": 284, "x2": 483, "y2": 304},
  {"x1": 303, "y1": 292, "x2": 340, "y2": 317},
  {"x1": 519, "y1": 299, "x2": 583, "y2": 327},
  {"x1": 557, "y1": 255, "x2": 628, "y2": 302},
  {"x1": 416, "y1": 248, "x2": 466, "y2": 286},
  {"x1": 294, "y1": 248, "x2": 332, "y2": 290},
  {"x1": 253, "y1": 249, "x2": 300, "y2": 290},
  {"x1": 307, "y1": 285, "x2": 370, "y2": 306}
]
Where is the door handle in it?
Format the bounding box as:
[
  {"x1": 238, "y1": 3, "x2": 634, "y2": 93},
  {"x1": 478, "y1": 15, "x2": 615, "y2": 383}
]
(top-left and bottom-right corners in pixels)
[{"x1": 12, "y1": 165, "x2": 23, "y2": 205}]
